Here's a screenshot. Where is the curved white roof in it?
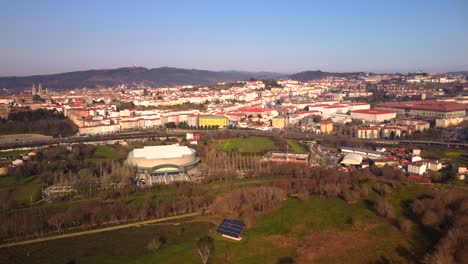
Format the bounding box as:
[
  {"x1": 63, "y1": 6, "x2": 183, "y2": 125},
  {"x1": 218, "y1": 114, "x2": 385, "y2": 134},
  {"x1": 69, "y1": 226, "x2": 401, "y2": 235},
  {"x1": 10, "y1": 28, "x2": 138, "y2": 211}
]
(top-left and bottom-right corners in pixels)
[
  {"x1": 129, "y1": 145, "x2": 193, "y2": 160},
  {"x1": 340, "y1": 153, "x2": 363, "y2": 165}
]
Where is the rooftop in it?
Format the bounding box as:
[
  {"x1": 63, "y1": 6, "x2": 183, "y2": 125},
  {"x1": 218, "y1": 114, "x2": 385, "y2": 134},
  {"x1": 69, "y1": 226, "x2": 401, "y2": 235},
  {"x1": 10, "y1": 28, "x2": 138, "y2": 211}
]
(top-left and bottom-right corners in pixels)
[
  {"x1": 130, "y1": 145, "x2": 194, "y2": 160},
  {"x1": 376, "y1": 101, "x2": 468, "y2": 112},
  {"x1": 352, "y1": 109, "x2": 396, "y2": 115}
]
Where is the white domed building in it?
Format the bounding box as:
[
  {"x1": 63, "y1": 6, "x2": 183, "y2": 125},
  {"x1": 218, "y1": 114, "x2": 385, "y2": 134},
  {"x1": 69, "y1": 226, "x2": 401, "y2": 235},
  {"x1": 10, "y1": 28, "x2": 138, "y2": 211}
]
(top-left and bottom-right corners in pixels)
[
  {"x1": 126, "y1": 144, "x2": 199, "y2": 186},
  {"x1": 340, "y1": 153, "x2": 363, "y2": 166}
]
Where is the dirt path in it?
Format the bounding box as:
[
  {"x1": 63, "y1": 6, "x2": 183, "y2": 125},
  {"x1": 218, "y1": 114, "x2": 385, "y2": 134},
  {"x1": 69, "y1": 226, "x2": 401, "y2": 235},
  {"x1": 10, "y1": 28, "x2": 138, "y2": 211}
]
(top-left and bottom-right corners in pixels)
[{"x1": 0, "y1": 211, "x2": 202, "y2": 249}]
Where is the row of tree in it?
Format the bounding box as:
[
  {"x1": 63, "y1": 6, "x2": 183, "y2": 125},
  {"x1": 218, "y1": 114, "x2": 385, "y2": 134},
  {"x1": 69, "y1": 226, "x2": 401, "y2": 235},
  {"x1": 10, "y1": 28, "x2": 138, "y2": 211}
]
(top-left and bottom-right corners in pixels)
[
  {"x1": 0, "y1": 109, "x2": 77, "y2": 137},
  {"x1": 411, "y1": 191, "x2": 468, "y2": 263}
]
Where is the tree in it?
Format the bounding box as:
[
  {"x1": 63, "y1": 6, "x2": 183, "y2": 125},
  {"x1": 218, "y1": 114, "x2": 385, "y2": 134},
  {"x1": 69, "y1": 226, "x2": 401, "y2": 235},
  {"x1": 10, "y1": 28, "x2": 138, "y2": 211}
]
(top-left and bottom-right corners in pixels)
[
  {"x1": 375, "y1": 198, "x2": 395, "y2": 219},
  {"x1": 312, "y1": 115, "x2": 321, "y2": 123},
  {"x1": 164, "y1": 122, "x2": 177, "y2": 128},
  {"x1": 196, "y1": 236, "x2": 214, "y2": 264},
  {"x1": 146, "y1": 236, "x2": 163, "y2": 252}
]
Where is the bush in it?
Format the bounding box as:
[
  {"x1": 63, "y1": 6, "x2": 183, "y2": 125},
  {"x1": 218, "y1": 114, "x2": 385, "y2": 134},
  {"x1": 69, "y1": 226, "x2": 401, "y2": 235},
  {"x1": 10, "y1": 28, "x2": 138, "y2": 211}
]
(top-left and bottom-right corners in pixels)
[
  {"x1": 375, "y1": 198, "x2": 395, "y2": 219},
  {"x1": 146, "y1": 236, "x2": 162, "y2": 252},
  {"x1": 399, "y1": 219, "x2": 413, "y2": 233},
  {"x1": 278, "y1": 256, "x2": 296, "y2": 264}
]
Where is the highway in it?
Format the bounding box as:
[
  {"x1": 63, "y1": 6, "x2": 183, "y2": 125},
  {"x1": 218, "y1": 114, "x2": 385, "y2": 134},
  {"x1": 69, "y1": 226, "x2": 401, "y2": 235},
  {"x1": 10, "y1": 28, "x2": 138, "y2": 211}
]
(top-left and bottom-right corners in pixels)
[{"x1": 0, "y1": 128, "x2": 465, "y2": 150}]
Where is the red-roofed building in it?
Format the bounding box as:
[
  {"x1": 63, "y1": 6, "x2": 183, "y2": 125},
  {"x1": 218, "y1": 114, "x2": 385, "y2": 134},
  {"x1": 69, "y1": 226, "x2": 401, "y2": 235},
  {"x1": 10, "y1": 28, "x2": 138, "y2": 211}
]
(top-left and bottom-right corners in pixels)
[
  {"x1": 376, "y1": 101, "x2": 467, "y2": 118},
  {"x1": 351, "y1": 109, "x2": 396, "y2": 123}
]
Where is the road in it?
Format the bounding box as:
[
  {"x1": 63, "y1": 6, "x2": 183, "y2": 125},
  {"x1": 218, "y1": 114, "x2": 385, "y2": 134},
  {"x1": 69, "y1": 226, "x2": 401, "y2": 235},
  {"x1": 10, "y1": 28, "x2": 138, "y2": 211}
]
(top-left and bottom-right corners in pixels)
[
  {"x1": 311, "y1": 143, "x2": 339, "y2": 167},
  {"x1": 0, "y1": 127, "x2": 465, "y2": 150},
  {"x1": 0, "y1": 211, "x2": 202, "y2": 249}
]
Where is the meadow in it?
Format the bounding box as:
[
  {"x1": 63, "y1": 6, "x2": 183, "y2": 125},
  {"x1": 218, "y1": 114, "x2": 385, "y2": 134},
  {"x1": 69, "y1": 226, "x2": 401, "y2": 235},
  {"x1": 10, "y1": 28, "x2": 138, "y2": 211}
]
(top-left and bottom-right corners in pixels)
[
  {"x1": 209, "y1": 136, "x2": 276, "y2": 153},
  {"x1": 1, "y1": 183, "x2": 435, "y2": 264}
]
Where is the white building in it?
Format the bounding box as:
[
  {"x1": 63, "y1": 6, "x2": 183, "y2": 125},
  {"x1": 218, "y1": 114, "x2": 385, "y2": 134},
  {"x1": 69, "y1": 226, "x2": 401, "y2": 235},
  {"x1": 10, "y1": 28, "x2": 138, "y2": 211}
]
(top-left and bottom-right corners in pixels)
[
  {"x1": 351, "y1": 109, "x2": 396, "y2": 123},
  {"x1": 408, "y1": 162, "x2": 427, "y2": 175}
]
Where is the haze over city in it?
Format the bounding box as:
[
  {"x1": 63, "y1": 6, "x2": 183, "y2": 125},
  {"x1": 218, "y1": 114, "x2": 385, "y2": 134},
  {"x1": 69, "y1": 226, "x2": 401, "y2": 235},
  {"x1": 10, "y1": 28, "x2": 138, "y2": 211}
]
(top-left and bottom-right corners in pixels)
[{"x1": 1, "y1": 0, "x2": 468, "y2": 76}]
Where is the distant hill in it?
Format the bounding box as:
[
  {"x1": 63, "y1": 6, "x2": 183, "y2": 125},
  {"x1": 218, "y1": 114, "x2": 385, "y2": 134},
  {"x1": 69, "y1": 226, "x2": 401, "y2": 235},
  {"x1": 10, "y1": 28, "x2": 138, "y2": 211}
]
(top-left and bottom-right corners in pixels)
[
  {"x1": 0, "y1": 67, "x2": 284, "y2": 91},
  {"x1": 288, "y1": 70, "x2": 366, "y2": 81},
  {"x1": 446, "y1": 71, "x2": 468, "y2": 76}
]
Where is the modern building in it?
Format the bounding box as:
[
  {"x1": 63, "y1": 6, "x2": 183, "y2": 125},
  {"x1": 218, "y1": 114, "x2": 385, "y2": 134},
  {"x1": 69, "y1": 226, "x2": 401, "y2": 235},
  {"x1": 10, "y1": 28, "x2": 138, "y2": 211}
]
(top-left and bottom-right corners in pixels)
[
  {"x1": 376, "y1": 101, "x2": 467, "y2": 119},
  {"x1": 340, "y1": 146, "x2": 382, "y2": 159},
  {"x1": 351, "y1": 109, "x2": 396, "y2": 123},
  {"x1": 198, "y1": 115, "x2": 229, "y2": 127},
  {"x1": 320, "y1": 120, "x2": 333, "y2": 134},
  {"x1": 435, "y1": 117, "x2": 464, "y2": 128},
  {"x1": 340, "y1": 153, "x2": 363, "y2": 166},
  {"x1": 126, "y1": 145, "x2": 200, "y2": 186},
  {"x1": 400, "y1": 119, "x2": 430, "y2": 131},
  {"x1": 272, "y1": 116, "x2": 286, "y2": 129}
]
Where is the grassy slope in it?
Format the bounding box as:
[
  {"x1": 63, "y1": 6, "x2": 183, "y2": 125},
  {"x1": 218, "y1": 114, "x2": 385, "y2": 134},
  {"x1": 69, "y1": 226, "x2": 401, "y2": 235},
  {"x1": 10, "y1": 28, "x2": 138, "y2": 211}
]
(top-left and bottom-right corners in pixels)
[
  {"x1": 86, "y1": 145, "x2": 121, "y2": 163},
  {"x1": 2, "y1": 183, "x2": 433, "y2": 264},
  {"x1": 0, "y1": 176, "x2": 42, "y2": 206},
  {"x1": 286, "y1": 139, "x2": 306, "y2": 152},
  {"x1": 211, "y1": 187, "x2": 424, "y2": 264},
  {"x1": 0, "y1": 222, "x2": 214, "y2": 264},
  {"x1": 420, "y1": 147, "x2": 468, "y2": 165}
]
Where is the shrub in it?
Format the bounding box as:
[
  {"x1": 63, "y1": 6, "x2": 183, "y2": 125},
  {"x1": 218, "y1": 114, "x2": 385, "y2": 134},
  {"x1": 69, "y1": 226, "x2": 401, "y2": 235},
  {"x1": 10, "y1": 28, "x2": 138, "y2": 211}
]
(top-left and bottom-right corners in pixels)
[
  {"x1": 399, "y1": 219, "x2": 413, "y2": 233},
  {"x1": 146, "y1": 236, "x2": 162, "y2": 252}
]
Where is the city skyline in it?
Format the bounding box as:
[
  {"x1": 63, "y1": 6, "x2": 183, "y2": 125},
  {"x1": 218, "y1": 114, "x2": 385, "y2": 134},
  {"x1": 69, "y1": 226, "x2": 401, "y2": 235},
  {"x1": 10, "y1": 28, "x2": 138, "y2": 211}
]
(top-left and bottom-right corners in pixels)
[{"x1": 1, "y1": 0, "x2": 468, "y2": 76}]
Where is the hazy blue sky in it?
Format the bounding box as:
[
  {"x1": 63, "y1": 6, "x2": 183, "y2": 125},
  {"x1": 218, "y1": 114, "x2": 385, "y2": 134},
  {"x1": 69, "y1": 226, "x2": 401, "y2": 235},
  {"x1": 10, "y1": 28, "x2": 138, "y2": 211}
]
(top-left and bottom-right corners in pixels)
[{"x1": 1, "y1": 0, "x2": 467, "y2": 76}]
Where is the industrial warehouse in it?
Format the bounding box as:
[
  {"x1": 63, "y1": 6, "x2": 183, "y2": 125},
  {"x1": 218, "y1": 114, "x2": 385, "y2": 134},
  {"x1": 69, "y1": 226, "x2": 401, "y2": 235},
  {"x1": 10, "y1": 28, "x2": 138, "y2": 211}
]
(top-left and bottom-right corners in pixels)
[{"x1": 126, "y1": 144, "x2": 200, "y2": 186}]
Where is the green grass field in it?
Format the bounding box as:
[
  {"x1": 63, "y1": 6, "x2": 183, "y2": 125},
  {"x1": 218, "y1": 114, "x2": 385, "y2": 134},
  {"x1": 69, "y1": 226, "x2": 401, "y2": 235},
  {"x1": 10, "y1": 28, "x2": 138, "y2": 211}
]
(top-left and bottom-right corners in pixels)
[
  {"x1": 86, "y1": 145, "x2": 122, "y2": 163},
  {"x1": 286, "y1": 140, "x2": 306, "y2": 152},
  {"x1": 209, "y1": 185, "x2": 429, "y2": 264},
  {"x1": 0, "y1": 176, "x2": 42, "y2": 206},
  {"x1": 0, "y1": 150, "x2": 29, "y2": 159},
  {"x1": 1, "y1": 183, "x2": 434, "y2": 263},
  {"x1": 209, "y1": 136, "x2": 276, "y2": 153},
  {"x1": 421, "y1": 148, "x2": 468, "y2": 165},
  {"x1": 0, "y1": 222, "x2": 214, "y2": 264},
  {"x1": 94, "y1": 145, "x2": 120, "y2": 159}
]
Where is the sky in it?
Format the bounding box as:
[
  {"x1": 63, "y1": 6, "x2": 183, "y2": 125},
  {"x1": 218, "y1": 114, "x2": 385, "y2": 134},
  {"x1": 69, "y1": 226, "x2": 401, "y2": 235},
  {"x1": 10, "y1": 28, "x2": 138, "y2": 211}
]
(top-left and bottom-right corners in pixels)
[{"x1": 0, "y1": 0, "x2": 467, "y2": 76}]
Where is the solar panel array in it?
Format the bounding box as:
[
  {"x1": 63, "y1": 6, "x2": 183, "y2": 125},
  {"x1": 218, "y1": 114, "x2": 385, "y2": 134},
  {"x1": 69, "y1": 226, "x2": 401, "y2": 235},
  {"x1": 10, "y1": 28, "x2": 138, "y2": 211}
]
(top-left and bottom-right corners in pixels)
[{"x1": 217, "y1": 219, "x2": 246, "y2": 238}]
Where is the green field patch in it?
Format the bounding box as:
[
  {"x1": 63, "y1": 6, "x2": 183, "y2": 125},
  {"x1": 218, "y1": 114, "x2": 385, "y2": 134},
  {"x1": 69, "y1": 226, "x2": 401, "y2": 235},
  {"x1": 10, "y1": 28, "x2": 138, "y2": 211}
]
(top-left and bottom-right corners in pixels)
[
  {"x1": 286, "y1": 140, "x2": 307, "y2": 152},
  {"x1": 0, "y1": 222, "x2": 214, "y2": 264},
  {"x1": 10, "y1": 177, "x2": 42, "y2": 205},
  {"x1": 210, "y1": 136, "x2": 276, "y2": 153},
  {"x1": 421, "y1": 148, "x2": 468, "y2": 165},
  {"x1": 0, "y1": 150, "x2": 28, "y2": 159},
  {"x1": 0, "y1": 176, "x2": 42, "y2": 206},
  {"x1": 94, "y1": 146, "x2": 120, "y2": 159},
  {"x1": 0, "y1": 182, "x2": 435, "y2": 263}
]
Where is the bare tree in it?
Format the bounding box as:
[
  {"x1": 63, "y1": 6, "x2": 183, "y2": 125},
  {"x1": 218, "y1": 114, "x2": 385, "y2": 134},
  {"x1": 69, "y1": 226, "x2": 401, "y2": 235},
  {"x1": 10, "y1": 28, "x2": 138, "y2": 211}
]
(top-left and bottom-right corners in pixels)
[{"x1": 196, "y1": 236, "x2": 214, "y2": 264}]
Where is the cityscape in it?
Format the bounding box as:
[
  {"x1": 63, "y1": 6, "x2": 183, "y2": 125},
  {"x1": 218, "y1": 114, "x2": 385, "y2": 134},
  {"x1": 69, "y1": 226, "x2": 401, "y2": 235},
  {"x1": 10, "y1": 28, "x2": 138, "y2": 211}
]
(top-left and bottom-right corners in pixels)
[{"x1": 0, "y1": 1, "x2": 467, "y2": 264}]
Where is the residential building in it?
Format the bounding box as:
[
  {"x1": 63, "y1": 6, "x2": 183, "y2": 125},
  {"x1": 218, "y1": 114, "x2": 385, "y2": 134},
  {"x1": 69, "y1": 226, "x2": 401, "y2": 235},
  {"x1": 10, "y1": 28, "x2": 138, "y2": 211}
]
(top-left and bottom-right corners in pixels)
[
  {"x1": 376, "y1": 101, "x2": 467, "y2": 118},
  {"x1": 407, "y1": 161, "x2": 427, "y2": 175},
  {"x1": 272, "y1": 116, "x2": 286, "y2": 129},
  {"x1": 198, "y1": 115, "x2": 229, "y2": 127},
  {"x1": 320, "y1": 120, "x2": 333, "y2": 134},
  {"x1": 351, "y1": 109, "x2": 396, "y2": 123}
]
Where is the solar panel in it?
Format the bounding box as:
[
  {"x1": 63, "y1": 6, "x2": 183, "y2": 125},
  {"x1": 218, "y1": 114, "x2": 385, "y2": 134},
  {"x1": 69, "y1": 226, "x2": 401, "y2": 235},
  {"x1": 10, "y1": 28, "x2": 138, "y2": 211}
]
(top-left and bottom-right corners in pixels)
[{"x1": 217, "y1": 219, "x2": 246, "y2": 239}]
